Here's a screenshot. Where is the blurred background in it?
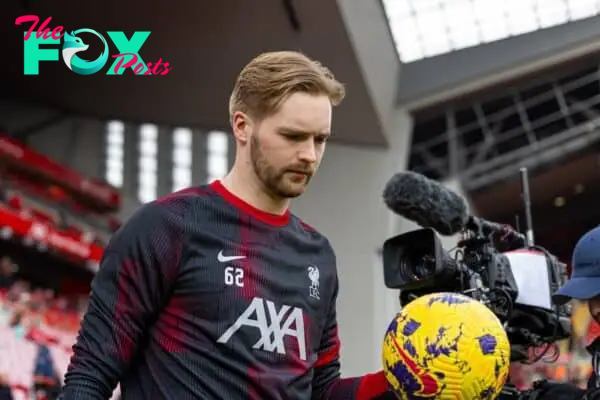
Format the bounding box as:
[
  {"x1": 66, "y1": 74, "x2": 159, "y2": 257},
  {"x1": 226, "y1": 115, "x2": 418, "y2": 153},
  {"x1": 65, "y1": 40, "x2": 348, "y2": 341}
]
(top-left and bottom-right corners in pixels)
[{"x1": 2, "y1": 0, "x2": 600, "y2": 398}]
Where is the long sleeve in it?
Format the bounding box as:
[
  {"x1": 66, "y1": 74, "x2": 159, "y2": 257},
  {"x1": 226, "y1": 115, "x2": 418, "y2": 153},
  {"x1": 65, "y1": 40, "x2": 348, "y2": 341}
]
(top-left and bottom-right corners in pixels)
[
  {"x1": 61, "y1": 200, "x2": 187, "y2": 399},
  {"x1": 311, "y1": 276, "x2": 389, "y2": 400}
]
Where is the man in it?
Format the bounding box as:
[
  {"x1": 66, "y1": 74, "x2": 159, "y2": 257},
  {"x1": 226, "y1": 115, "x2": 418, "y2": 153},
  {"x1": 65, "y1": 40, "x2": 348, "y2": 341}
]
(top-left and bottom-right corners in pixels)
[
  {"x1": 553, "y1": 225, "x2": 600, "y2": 398},
  {"x1": 492, "y1": 227, "x2": 600, "y2": 400},
  {"x1": 60, "y1": 51, "x2": 389, "y2": 399}
]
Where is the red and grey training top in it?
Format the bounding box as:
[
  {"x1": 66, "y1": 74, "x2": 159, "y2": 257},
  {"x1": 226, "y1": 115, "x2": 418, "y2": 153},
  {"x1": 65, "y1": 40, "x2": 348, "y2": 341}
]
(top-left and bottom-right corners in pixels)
[{"x1": 61, "y1": 180, "x2": 387, "y2": 400}]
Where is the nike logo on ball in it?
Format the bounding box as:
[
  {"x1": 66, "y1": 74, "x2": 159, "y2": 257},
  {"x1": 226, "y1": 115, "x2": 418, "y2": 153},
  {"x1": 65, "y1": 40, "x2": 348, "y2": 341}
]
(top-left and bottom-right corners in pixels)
[{"x1": 218, "y1": 250, "x2": 246, "y2": 262}]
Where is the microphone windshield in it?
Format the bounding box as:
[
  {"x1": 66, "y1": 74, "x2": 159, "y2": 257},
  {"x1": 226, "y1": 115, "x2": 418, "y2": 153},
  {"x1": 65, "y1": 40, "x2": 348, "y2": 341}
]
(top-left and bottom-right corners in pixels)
[{"x1": 382, "y1": 171, "x2": 469, "y2": 236}]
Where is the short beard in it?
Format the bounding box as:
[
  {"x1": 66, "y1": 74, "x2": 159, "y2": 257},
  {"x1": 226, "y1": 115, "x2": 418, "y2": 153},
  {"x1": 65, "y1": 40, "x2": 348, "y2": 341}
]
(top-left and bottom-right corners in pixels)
[{"x1": 249, "y1": 133, "x2": 310, "y2": 199}]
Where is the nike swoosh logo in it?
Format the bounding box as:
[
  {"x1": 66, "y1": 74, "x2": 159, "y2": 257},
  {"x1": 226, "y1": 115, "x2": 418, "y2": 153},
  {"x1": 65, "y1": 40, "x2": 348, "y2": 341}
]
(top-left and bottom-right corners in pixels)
[{"x1": 217, "y1": 250, "x2": 246, "y2": 263}]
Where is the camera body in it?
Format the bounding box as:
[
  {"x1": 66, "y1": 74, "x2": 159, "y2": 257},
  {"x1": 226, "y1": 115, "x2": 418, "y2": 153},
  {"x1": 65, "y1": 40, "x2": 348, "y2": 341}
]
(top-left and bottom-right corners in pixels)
[{"x1": 382, "y1": 218, "x2": 572, "y2": 362}]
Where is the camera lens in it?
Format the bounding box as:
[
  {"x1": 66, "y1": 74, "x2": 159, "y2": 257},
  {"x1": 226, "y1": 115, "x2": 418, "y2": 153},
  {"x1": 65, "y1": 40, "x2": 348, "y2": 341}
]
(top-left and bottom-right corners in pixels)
[
  {"x1": 398, "y1": 252, "x2": 437, "y2": 285},
  {"x1": 412, "y1": 258, "x2": 435, "y2": 280},
  {"x1": 400, "y1": 254, "x2": 435, "y2": 282}
]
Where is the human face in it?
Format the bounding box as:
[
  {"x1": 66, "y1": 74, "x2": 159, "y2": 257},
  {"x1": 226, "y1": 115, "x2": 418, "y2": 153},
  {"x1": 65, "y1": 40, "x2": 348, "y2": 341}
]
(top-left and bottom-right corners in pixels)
[
  {"x1": 589, "y1": 295, "x2": 600, "y2": 323},
  {"x1": 249, "y1": 92, "x2": 332, "y2": 198}
]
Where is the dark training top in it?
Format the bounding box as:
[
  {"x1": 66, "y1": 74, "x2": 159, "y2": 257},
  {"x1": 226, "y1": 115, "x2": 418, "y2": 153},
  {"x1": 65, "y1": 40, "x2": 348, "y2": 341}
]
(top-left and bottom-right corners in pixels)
[{"x1": 60, "y1": 180, "x2": 387, "y2": 400}]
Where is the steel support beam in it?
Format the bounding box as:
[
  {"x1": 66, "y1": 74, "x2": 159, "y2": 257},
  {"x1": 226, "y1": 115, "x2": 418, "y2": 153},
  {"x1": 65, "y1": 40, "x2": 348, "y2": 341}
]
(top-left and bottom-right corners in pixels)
[
  {"x1": 471, "y1": 103, "x2": 498, "y2": 167},
  {"x1": 513, "y1": 92, "x2": 537, "y2": 145},
  {"x1": 553, "y1": 83, "x2": 575, "y2": 130},
  {"x1": 417, "y1": 147, "x2": 446, "y2": 177},
  {"x1": 446, "y1": 110, "x2": 461, "y2": 176},
  {"x1": 464, "y1": 122, "x2": 600, "y2": 191}
]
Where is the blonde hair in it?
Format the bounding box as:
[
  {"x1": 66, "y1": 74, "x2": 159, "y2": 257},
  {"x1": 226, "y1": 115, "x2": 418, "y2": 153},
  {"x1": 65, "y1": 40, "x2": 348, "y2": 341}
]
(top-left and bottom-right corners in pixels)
[{"x1": 229, "y1": 51, "x2": 346, "y2": 122}]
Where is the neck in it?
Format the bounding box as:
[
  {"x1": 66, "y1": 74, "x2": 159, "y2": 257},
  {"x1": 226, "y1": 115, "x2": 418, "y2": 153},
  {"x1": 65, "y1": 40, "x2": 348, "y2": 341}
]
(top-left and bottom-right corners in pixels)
[{"x1": 221, "y1": 163, "x2": 290, "y2": 216}]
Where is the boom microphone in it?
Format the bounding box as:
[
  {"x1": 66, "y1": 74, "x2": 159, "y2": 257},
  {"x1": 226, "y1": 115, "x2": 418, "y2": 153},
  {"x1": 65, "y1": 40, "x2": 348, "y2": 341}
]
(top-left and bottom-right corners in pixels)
[
  {"x1": 382, "y1": 171, "x2": 527, "y2": 243},
  {"x1": 382, "y1": 171, "x2": 468, "y2": 236}
]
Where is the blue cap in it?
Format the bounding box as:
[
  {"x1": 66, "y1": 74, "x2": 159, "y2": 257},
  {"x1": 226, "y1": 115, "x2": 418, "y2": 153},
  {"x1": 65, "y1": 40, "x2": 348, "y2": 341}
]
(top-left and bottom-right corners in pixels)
[{"x1": 553, "y1": 226, "x2": 600, "y2": 305}]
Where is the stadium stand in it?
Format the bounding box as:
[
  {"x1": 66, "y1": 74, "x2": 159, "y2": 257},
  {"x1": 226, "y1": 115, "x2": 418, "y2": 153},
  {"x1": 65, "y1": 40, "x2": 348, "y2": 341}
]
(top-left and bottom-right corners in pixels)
[
  {"x1": 0, "y1": 133, "x2": 598, "y2": 397},
  {"x1": 0, "y1": 136, "x2": 120, "y2": 399},
  {"x1": 0, "y1": 132, "x2": 598, "y2": 397}
]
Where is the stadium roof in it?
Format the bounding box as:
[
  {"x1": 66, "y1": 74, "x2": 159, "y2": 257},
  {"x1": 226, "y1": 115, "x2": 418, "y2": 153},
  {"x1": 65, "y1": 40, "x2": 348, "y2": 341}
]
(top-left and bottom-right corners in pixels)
[
  {"x1": 382, "y1": 0, "x2": 600, "y2": 63},
  {"x1": 0, "y1": 0, "x2": 392, "y2": 147}
]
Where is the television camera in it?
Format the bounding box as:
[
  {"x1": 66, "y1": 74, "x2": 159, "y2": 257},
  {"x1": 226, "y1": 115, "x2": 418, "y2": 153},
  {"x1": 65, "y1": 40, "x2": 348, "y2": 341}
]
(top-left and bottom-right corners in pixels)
[{"x1": 381, "y1": 168, "x2": 572, "y2": 365}]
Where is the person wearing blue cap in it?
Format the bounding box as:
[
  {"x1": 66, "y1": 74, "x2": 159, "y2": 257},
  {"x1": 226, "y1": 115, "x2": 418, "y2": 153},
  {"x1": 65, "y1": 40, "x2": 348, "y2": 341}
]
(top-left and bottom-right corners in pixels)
[
  {"x1": 553, "y1": 225, "x2": 600, "y2": 307},
  {"x1": 553, "y1": 225, "x2": 600, "y2": 399}
]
